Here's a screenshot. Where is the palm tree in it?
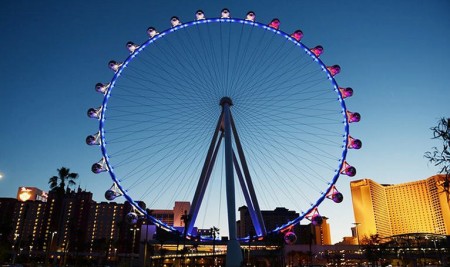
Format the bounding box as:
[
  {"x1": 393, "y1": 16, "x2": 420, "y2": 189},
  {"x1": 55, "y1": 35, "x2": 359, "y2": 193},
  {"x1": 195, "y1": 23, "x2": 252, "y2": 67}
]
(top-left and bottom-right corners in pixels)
[{"x1": 48, "y1": 167, "x2": 79, "y2": 194}]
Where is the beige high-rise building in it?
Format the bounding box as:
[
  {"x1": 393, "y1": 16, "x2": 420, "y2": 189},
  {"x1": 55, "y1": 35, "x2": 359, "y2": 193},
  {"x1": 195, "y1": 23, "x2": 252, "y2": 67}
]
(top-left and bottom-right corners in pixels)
[{"x1": 350, "y1": 175, "x2": 450, "y2": 241}]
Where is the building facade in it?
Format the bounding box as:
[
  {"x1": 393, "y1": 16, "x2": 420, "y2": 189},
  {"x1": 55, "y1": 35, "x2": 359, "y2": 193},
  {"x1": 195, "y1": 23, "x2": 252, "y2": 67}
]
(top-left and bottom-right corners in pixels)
[
  {"x1": 350, "y1": 174, "x2": 450, "y2": 241},
  {"x1": 237, "y1": 206, "x2": 332, "y2": 245},
  {"x1": 87, "y1": 201, "x2": 123, "y2": 258}
]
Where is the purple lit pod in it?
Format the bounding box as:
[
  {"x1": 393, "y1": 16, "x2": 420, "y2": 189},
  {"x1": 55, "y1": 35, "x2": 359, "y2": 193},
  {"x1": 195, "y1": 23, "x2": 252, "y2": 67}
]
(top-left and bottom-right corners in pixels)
[
  {"x1": 268, "y1": 18, "x2": 280, "y2": 29},
  {"x1": 108, "y1": 60, "x2": 122, "y2": 73},
  {"x1": 95, "y1": 83, "x2": 110, "y2": 94},
  {"x1": 341, "y1": 161, "x2": 356, "y2": 177},
  {"x1": 86, "y1": 132, "x2": 100, "y2": 146},
  {"x1": 327, "y1": 65, "x2": 341, "y2": 76},
  {"x1": 290, "y1": 30, "x2": 303, "y2": 41},
  {"x1": 170, "y1": 16, "x2": 181, "y2": 27},
  {"x1": 284, "y1": 232, "x2": 297, "y2": 244},
  {"x1": 91, "y1": 158, "x2": 107, "y2": 174},
  {"x1": 126, "y1": 41, "x2": 139, "y2": 54},
  {"x1": 126, "y1": 212, "x2": 138, "y2": 225},
  {"x1": 87, "y1": 107, "x2": 102, "y2": 119},
  {"x1": 339, "y1": 87, "x2": 353, "y2": 99},
  {"x1": 311, "y1": 45, "x2": 324, "y2": 57},
  {"x1": 347, "y1": 111, "x2": 361, "y2": 123},
  {"x1": 195, "y1": 10, "x2": 205, "y2": 20},
  {"x1": 245, "y1": 11, "x2": 255, "y2": 21},
  {"x1": 91, "y1": 163, "x2": 103, "y2": 174},
  {"x1": 332, "y1": 192, "x2": 344, "y2": 203},
  {"x1": 147, "y1": 27, "x2": 159, "y2": 38},
  {"x1": 311, "y1": 214, "x2": 323, "y2": 226},
  {"x1": 221, "y1": 8, "x2": 230, "y2": 18},
  {"x1": 348, "y1": 136, "x2": 362, "y2": 149},
  {"x1": 105, "y1": 189, "x2": 117, "y2": 201}
]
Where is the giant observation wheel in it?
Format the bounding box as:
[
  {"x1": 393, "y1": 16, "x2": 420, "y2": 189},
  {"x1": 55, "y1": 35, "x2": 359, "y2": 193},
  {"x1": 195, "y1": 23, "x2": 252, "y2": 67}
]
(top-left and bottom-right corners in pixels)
[{"x1": 87, "y1": 9, "x2": 361, "y2": 246}]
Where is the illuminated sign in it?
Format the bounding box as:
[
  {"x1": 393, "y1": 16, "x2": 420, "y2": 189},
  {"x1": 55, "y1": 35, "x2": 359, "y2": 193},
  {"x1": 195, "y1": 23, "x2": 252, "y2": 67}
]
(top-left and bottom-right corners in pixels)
[
  {"x1": 19, "y1": 187, "x2": 32, "y2": 201},
  {"x1": 16, "y1": 187, "x2": 48, "y2": 202}
]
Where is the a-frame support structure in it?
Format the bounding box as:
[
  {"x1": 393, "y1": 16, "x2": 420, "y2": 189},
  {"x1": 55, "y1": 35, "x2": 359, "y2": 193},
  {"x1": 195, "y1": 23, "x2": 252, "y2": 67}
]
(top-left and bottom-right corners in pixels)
[{"x1": 186, "y1": 97, "x2": 267, "y2": 266}]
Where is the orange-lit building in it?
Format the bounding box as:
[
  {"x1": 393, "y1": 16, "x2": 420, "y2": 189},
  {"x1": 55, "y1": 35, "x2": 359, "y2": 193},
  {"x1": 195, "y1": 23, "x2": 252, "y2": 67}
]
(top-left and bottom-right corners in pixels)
[
  {"x1": 350, "y1": 174, "x2": 450, "y2": 241},
  {"x1": 150, "y1": 201, "x2": 190, "y2": 227}
]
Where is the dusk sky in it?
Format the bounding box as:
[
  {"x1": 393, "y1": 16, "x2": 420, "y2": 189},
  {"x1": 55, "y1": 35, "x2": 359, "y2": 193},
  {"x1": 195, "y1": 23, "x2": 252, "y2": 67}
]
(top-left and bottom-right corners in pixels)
[{"x1": 1, "y1": 0, "x2": 449, "y2": 243}]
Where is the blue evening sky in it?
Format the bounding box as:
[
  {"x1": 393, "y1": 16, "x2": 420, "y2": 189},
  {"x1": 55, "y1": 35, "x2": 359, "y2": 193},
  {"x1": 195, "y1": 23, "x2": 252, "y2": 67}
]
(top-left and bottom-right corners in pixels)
[{"x1": 1, "y1": 0, "x2": 449, "y2": 243}]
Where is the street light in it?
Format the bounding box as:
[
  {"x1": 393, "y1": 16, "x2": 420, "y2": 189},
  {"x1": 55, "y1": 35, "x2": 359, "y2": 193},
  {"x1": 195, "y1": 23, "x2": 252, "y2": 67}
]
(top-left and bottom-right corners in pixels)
[
  {"x1": 46, "y1": 231, "x2": 57, "y2": 266},
  {"x1": 181, "y1": 210, "x2": 191, "y2": 267},
  {"x1": 50, "y1": 231, "x2": 57, "y2": 249},
  {"x1": 130, "y1": 226, "x2": 140, "y2": 267},
  {"x1": 210, "y1": 226, "x2": 219, "y2": 267}
]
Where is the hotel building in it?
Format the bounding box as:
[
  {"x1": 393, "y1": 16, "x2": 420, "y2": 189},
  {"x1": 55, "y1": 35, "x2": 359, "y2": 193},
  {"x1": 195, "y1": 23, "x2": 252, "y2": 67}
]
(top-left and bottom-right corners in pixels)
[{"x1": 350, "y1": 174, "x2": 450, "y2": 241}]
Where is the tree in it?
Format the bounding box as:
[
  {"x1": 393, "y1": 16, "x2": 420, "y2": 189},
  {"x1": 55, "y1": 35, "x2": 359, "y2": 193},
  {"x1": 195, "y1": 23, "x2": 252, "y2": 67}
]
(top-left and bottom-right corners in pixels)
[
  {"x1": 48, "y1": 167, "x2": 79, "y2": 194},
  {"x1": 361, "y1": 234, "x2": 381, "y2": 267},
  {"x1": 424, "y1": 118, "x2": 450, "y2": 198}
]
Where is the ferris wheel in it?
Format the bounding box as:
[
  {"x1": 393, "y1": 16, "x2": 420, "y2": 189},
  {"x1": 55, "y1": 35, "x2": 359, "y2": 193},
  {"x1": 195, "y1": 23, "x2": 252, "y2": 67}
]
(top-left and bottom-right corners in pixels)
[{"x1": 87, "y1": 8, "x2": 361, "y2": 247}]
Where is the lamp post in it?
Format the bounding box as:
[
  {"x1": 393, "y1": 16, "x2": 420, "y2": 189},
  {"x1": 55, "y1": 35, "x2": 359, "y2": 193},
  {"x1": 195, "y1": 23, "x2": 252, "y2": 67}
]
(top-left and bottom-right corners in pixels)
[
  {"x1": 130, "y1": 226, "x2": 139, "y2": 267},
  {"x1": 210, "y1": 226, "x2": 219, "y2": 266},
  {"x1": 47, "y1": 231, "x2": 57, "y2": 267},
  {"x1": 181, "y1": 210, "x2": 191, "y2": 267}
]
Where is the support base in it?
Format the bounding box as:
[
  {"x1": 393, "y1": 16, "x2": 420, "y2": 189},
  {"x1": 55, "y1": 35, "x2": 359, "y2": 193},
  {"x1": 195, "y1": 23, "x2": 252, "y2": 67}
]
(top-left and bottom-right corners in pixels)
[{"x1": 225, "y1": 239, "x2": 243, "y2": 267}]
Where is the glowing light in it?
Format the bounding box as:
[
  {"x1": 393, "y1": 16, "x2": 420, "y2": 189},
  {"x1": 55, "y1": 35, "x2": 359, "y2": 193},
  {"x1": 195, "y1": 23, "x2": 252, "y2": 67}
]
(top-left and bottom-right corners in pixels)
[
  {"x1": 19, "y1": 187, "x2": 32, "y2": 202},
  {"x1": 339, "y1": 87, "x2": 353, "y2": 99},
  {"x1": 327, "y1": 65, "x2": 341, "y2": 76},
  {"x1": 290, "y1": 30, "x2": 303, "y2": 41},
  {"x1": 221, "y1": 8, "x2": 230, "y2": 18},
  {"x1": 195, "y1": 10, "x2": 205, "y2": 20},
  {"x1": 347, "y1": 111, "x2": 361, "y2": 123},
  {"x1": 245, "y1": 11, "x2": 255, "y2": 22},
  {"x1": 268, "y1": 18, "x2": 280, "y2": 29},
  {"x1": 170, "y1": 16, "x2": 181, "y2": 27},
  {"x1": 311, "y1": 45, "x2": 324, "y2": 57}
]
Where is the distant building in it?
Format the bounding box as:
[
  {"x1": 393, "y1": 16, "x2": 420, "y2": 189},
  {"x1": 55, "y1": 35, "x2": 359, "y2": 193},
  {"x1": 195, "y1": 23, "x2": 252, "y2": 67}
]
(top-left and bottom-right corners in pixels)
[
  {"x1": 1, "y1": 197, "x2": 46, "y2": 251},
  {"x1": 237, "y1": 206, "x2": 298, "y2": 238},
  {"x1": 16, "y1": 187, "x2": 48, "y2": 202},
  {"x1": 237, "y1": 206, "x2": 332, "y2": 245},
  {"x1": 42, "y1": 188, "x2": 93, "y2": 253},
  {"x1": 86, "y1": 201, "x2": 123, "y2": 258},
  {"x1": 12, "y1": 199, "x2": 47, "y2": 250},
  {"x1": 350, "y1": 174, "x2": 450, "y2": 240},
  {"x1": 150, "y1": 201, "x2": 190, "y2": 227},
  {"x1": 1, "y1": 189, "x2": 197, "y2": 262},
  {"x1": 295, "y1": 217, "x2": 331, "y2": 245},
  {"x1": 313, "y1": 217, "x2": 331, "y2": 245}
]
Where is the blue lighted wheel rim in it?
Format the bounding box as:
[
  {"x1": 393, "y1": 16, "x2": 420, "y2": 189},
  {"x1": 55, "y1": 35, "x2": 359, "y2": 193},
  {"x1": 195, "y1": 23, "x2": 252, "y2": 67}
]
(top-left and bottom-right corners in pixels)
[{"x1": 98, "y1": 18, "x2": 350, "y2": 240}]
